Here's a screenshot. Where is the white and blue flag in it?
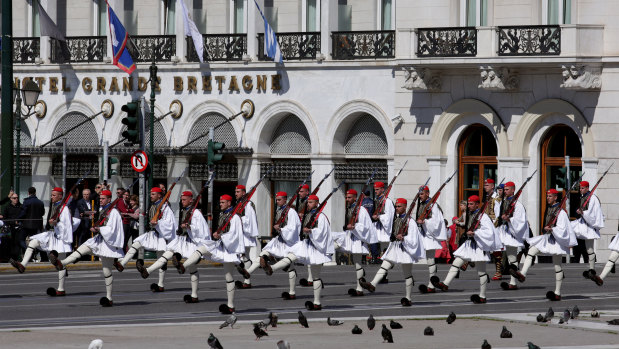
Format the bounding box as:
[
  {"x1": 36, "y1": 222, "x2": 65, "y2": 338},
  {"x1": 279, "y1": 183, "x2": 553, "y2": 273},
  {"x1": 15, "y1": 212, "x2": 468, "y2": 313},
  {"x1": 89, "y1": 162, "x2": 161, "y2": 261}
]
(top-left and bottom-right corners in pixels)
[{"x1": 254, "y1": 0, "x2": 283, "y2": 63}]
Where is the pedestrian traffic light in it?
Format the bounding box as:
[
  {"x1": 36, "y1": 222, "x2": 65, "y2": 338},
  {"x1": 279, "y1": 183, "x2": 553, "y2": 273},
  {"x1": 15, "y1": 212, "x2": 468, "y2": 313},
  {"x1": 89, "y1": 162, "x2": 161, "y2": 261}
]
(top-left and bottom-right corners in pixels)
[
  {"x1": 207, "y1": 139, "x2": 225, "y2": 166},
  {"x1": 108, "y1": 157, "x2": 119, "y2": 177},
  {"x1": 556, "y1": 167, "x2": 568, "y2": 189},
  {"x1": 121, "y1": 101, "x2": 141, "y2": 145}
]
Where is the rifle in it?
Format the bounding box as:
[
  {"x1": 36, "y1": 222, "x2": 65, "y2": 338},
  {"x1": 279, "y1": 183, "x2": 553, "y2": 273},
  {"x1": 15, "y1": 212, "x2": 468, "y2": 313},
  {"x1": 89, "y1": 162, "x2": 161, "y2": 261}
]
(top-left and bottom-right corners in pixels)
[
  {"x1": 273, "y1": 170, "x2": 314, "y2": 235},
  {"x1": 418, "y1": 170, "x2": 458, "y2": 221},
  {"x1": 580, "y1": 163, "x2": 613, "y2": 212},
  {"x1": 544, "y1": 172, "x2": 585, "y2": 231},
  {"x1": 181, "y1": 171, "x2": 217, "y2": 231},
  {"x1": 216, "y1": 166, "x2": 274, "y2": 235},
  {"x1": 495, "y1": 170, "x2": 537, "y2": 227},
  {"x1": 152, "y1": 167, "x2": 187, "y2": 224},
  {"x1": 303, "y1": 181, "x2": 346, "y2": 238},
  {"x1": 347, "y1": 169, "x2": 378, "y2": 228},
  {"x1": 374, "y1": 161, "x2": 408, "y2": 218},
  {"x1": 51, "y1": 170, "x2": 92, "y2": 222},
  {"x1": 494, "y1": 178, "x2": 506, "y2": 194},
  {"x1": 462, "y1": 191, "x2": 493, "y2": 244},
  {"x1": 394, "y1": 178, "x2": 431, "y2": 240},
  {"x1": 298, "y1": 168, "x2": 334, "y2": 218},
  {"x1": 94, "y1": 178, "x2": 140, "y2": 228}
]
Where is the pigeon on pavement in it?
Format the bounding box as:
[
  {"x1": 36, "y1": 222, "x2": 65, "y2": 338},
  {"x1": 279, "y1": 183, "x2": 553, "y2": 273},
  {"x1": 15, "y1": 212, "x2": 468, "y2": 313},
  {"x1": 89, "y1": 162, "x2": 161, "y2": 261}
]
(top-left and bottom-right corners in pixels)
[
  {"x1": 367, "y1": 314, "x2": 376, "y2": 330},
  {"x1": 208, "y1": 333, "x2": 223, "y2": 349},
  {"x1": 572, "y1": 305, "x2": 580, "y2": 319},
  {"x1": 276, "y1": 340, "x2": 290, "y2": 349},
  {"x1": 607, "y1": 319, "x2": 619, "y2": 325},
  {"x1": 389, "y1": 320, "x2": 403, "y2": 329},
  {"x1": 220, "y1": 314, "x2": 237, "y2": 329},
  {"x1": 381, "y1": 324, "x2": 394, "y2": 343},
  {"x1": 481, "y1": 339, "x2": 491, "y2": 349},
  {"x1": 591, "y1": 308, "x2": 600, "y2": 318},
  {"x1": 499, "y1": 326, "x2": 512, "y2": 338},
  {"x1": 545, "y1": 307, "x2": 554, "y2": 319},
  {"x1": 327, "y1": 317, "x2": 344, "y2": 326},
  {"x1": 352, "y1": 325, "x2": 363, "y2": 334},
  {"x1": 536, "y1": 314, "x2": 546, "y2": 323},
  {"x1": 447, "y1": 311, "x2": 457, "y2": 324},
  {"x1": 88, "y1": 339, "x2": 103, "y2": 349},
  {"x1": 562, "y1": 309, "x2": 571, "y2": 324},
  {"x1": 527, "y1": 342, "x2": 541, "y2": 349},
  {"x1": 423, "y1": 326, "x2": 434, "y2": 336},
  {"x1": 269, "y1": 312, "x2": 278, "y2": 328},
  {"x1": 298, "y1": 311, "x2": 309, "y2": 328},
  {"x1": 253, "y1": 323, "x2": 269, "y2": 340}
]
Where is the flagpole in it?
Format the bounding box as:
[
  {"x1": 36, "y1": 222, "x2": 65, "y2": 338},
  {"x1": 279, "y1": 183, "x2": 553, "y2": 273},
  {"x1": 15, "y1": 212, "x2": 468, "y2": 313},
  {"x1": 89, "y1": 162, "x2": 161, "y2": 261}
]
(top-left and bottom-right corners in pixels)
[{"x1": 149, "y1": 54, "x2": 157, "y2": 191}]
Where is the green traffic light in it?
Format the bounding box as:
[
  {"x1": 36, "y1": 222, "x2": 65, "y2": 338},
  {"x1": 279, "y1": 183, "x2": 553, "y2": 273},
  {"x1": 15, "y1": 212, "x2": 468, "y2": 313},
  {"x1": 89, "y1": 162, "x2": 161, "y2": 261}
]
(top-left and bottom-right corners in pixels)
[
  {"x1": 121, "y1": 101, "x2": 141, "y2": 144},
  {"x1": 207, "y1": 139, "x2": 226, "y2": 166}
]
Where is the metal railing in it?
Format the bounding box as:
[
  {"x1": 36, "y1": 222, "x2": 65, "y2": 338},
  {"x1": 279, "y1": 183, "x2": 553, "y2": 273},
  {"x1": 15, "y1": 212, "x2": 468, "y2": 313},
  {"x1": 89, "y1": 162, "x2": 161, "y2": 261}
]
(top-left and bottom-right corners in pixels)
[
  {"x1": 187, "y1": 34, "x2": 247, "y2": 62},
  {"x1": 257, "y1": 32, "x2": 320, "y2": 60},
  {"x1": 128, "y1": 35, "x2": 176, "y2": 62},
  {"x1": 332, "y1": 30, "x2": 395, "y2": 59},
  {"x1": 13, "y1": 37, "x2": 40, "y2": 63},
  {"x1": 416, "y1": 27, "x2": 477, "y2": 57},
  {"x1": 50, "y1": 36, "x2": 106, "y2": 63},
  {"x1": 498, "y1": 25, "x2": 561, "y2": 56}
]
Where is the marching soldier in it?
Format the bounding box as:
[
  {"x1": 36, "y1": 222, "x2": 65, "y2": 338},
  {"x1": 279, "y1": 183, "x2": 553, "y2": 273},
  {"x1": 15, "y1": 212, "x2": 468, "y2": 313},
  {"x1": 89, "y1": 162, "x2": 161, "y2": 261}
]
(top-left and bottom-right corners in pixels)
[
  {"x1": 573, "y1": 181, "x2": 605, "y2": 281},
  {"x1": 590, "y1": 222, "x2": 619, "y2": 286},
  {"x1": 116, "y1": 187, "x2": 177, "y2": 292},
  {"x1": 234, "y1": 184, "x2": 260, "y2": 289},
  {"x1": 49, "y1": 190, "x2": 124, "y2": 307},
  {"x1": 372, "y1": 181, "x2": 394, "y2": 283},
  {"x1": 178, "y1": 194, "x2": 244, "y2": 314},
  {"x1": 10, "y1": 187, "x2": 74, "y2": 297},
  {"x1": 332, "y1": 189, "x2": 375, "y2": 297},
  {"x1": 496, "y1": 181, "x2": 530, "y2": 290},
  {"x1": 520, "y1": 189, "x2": 577, "y2": 301},
  {"x1": 135, "y1": 191, "x2": 210, "y2": 303},
  {"x1": 360, "y1": 198, "x2": 425, "y2": 306},
  {"x1": 262, "y1": 195, "x2": 334, "y2": 311},
  {"x1": 483, "y1": 179, "x2": 504, "y2": 280},
  {"x1": 431, "y1": 195, "x2": 499, "y2": 304},
  {"x1": 296, "y1": 184, "x2": 315, "y2": 287},
  {"x1": 416, "y1": 186, "x2": 447, "y2": 294},
  {"x1": 246, "y1": 191, "x2": 301, "y2": 299}
]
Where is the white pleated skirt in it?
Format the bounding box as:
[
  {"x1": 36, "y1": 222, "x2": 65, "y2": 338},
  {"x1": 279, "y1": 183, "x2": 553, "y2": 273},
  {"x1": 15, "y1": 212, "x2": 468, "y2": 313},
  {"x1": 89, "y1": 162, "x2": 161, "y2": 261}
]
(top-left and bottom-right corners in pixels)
[
  {"x1": 84, "y1": 235, "x2": 124, "y2": 258},
  {"x1": 381, "y1": 241, "x2": 419, "y2": 264},
  {"x1": 289, "y1": 239, "x2": 332, "y2": 265},
  {"x1": 134, "y1": 230, "x2": 168, "y2": 251},
  {"x1": 166, "y1": 235, "x2": 200, "y2": 259},
  {"x1": 263, "y1": 236, "x2": 294, "y2": 259},
  {"x1": 332, "y1": 231, "x2": 369, "y2": 255},
  {"x1": 453, "y1": 239, "x2": 490, "y2": 262},
  {"x1": 499, "y1": 228, "x2": 525, "y2": 248},
  {"x1": 422, "y1": 235, "x2": 443, "y2": 250},
  {"x1": 201, "y1": 240, "x2": 241, "y2": 264},
  {"x1": 608, "y1": 233, "x2": 619, "y2": 252},
  {"x1": 571, "y1": 219, "x2": 600, "y2": 240},
  {"x1": 31, "y1": 231, "x2": 72, "y2": 253},
  {"x1": 527, "y1": 234, "x2": 570, "y2": 255}
]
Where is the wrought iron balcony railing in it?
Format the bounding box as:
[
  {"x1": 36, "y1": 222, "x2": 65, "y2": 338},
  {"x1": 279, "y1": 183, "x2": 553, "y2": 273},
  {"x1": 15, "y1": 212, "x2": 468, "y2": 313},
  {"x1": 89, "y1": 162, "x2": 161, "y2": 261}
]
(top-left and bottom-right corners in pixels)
[
  {"x1": 127, "y1": 35, "x2": 176, "y2": 62},
  {"x1": 13, "y1": 37, "x2": 40, "y2": 63},
  {"x1": 257, "y1": 32, "x2": 320, "y2": 60},
  {"x1": 50, "y1": 36, "x2": 106, "y2": 63},
  {"x1": 416, "y1": 27, "x2": 477, "y2": 57},
  {"x1": 332, "y1": 30, "x2": 395, "y2": 59},
  {"x1": 498, "y1": 25, "x2": 561, "y2": 56},
  {"x1": 187, "y1": 34, "x2": 246, "y2": 62}
]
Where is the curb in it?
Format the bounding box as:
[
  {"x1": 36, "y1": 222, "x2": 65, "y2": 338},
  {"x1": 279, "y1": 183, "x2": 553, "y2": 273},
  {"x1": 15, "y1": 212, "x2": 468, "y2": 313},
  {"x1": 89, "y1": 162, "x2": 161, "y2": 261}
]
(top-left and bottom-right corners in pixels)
[{"x1": 0, "y1": 260, "x2": 223, "y2": 273}]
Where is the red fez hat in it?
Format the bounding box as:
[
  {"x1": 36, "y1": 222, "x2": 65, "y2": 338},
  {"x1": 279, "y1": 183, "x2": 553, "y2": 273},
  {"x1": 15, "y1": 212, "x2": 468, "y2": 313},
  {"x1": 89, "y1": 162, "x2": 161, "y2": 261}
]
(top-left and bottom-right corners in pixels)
[
  {"x1": 374, "y1": 182, "x2": 385, "y2": 188},
  {"x1": 421, "y1": 186, "x2": 429, "y2": 192},
  {"x1": 468, "y1": 195, "x2": 480, "y2": 203},
  {"x1": 547, "y1": 189, "x2": 559, "y2": 195},
  {"x1": 101, "y1": 190, "x2": 112, "y2": 197},
  {"x1": 505, "y1": 181, "x2": 516, "y2": 188},
  {"x1": 301, "y1": 184, "x2": 310, "y2": 190},
  {"x1": 396, "y1": 198, "x2": 407, "y2": 205},
  {"x1": 485, "y1": 178, "x2": 495, "y2": 184},
  {"x1": 52, "y1": 187, "x2": 63, "y2": 193},
  {"x1": 580, "y1": 181, "x2": 590, "y2": 187},
  {"x1": 276, "y1": 191, "x2": 287, "y2": 197},
  {"x1": 220, "y1": 194, "x2": 233, "y2": 201},
  {"x1": 236, "y1": 184, "x2": 246, "y2": 190},
  {"x1": 308, "y1": 194, "x2": 319, "y2": 201},
  {"x1": 151, "y1": 187, "x2": 163, "y2": 193},
  {"x1": 346, "y1": 189, "x2": 358, "y2": 196},
  {"x1": 181, "y1": 191, "x2": 193, "y2": 197}
]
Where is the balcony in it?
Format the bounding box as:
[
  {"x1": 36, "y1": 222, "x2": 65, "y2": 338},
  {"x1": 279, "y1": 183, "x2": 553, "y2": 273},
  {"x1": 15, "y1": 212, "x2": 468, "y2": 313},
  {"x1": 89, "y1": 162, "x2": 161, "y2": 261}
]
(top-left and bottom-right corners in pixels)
[
  {"x1": 127, "y1": 35, "x2": 176, "y2": 62},
  {"x1": 13, "y1": 37, "x2": 40, "y2": 64},
  {"x1": 416, "y1": 27, "x2": 477, "y2": 57},
  {"x1": 187, "y1": 34, "x2": 246, "y2": 62},
  {"x1": 498, "y1": 25, "x2": 560, "y2": 56},
  {"x1": 257, "y1": 32, "x2": 320, "y2": 60},
  {"x1": 50, "y1": 36, "x2": 106, "y2": 63},
  {"x1": 332, "y1": 30, "x2": 395, "y2": 60}
]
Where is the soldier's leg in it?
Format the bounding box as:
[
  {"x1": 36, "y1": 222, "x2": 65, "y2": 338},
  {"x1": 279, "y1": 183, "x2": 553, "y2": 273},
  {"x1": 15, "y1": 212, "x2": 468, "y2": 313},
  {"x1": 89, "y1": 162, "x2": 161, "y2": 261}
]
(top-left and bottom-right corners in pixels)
[
  {"x1": 426, "y1": 249, "x2": 437, "y2": 290},
  {"x1": 187, "y1": 264, "x2": 199, "y2": 299},
  {"x1": 101, "y1": 257, "x2": 114, "y2": 302},
  {"x1": 147, "y1": 250, "x2": 174, "y2": 274},
  {"x1": 492, "y1": 251, "x2": 503, "y2": 280},
  {"x1": 20, "y1": 239, "x2": 40, "y2": 267},
  {"x1": 156, "y1": 250, "x2": 166, "y2": 288},
  {"x1": 401, "y1": 263, "x2": 414, "y2": 301},
  {"x1": 119, "y1": 241, "x2": 142, "y2": 267},
  {"x1": 306, "y1": 264, "x2": 313, "y2": 283},
  {"x1": 506, "y1": 246, "x2": 520, "y2": 286},
  {"x1": 352, "y1": 254, "x2": 365, "y2": 293},
  {"x1": 270, "y1": 253, "x2": 297, "y2": 273},
  {"x1": 360, "y1": 260, "x2": 393, "y2": 292},
  {"x1": 600, "y1": 251, "x2": 619, "y2": 280},
  {"x1": 223, "y1": 262, "x2": 236, "y2": 309},
  {"x1": 310, "y1": 264, "x2": 323, "y2": 306},
  {"x1": 182, "y1": 246, "x2": 209, "y2": 271},
  {"x1": 477, "y1": 262, "x2": 489, "y2": 299},
  {"x1": 442, "y1": 257, "x2": 465, "y2": 287},
  {"x1": 585, "y1": 239, "x2": 596, "y2": 271},
  {"x1": 56, "y1": 253, "x2": 67, "y2": 294},
  {"x1": 520, "y1": 246, "x2": 540, "y2": 277},
  {"x1": 287, "y1": 265, "x2": 297, "y2": 297},
  {"x1": 246, "y1": 251, "x2": 268, "y2": 275},
  {"x1": 553, "y1": 254, "x2": 564, "y2": 296},
  {"x1": 61, "y1": 245, "x2": 92, "y2": 266}
]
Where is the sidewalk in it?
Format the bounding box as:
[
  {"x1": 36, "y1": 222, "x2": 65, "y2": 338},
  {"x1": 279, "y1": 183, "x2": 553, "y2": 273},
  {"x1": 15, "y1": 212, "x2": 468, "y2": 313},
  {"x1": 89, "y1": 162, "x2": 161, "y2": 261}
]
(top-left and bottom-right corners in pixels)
[{"x1": 1, "y1": 313, "x2": 619, "y2": 349}]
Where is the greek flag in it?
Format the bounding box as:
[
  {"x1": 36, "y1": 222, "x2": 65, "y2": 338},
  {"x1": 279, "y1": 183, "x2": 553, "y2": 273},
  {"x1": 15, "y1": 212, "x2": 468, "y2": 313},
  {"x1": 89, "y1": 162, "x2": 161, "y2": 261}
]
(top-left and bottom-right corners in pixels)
[
  {"x1": 107, "y1": 2, "x2": 136, "y2": 75},
  {"x1": 254, "y1": 0, "x2": 283, "y2": 63}
]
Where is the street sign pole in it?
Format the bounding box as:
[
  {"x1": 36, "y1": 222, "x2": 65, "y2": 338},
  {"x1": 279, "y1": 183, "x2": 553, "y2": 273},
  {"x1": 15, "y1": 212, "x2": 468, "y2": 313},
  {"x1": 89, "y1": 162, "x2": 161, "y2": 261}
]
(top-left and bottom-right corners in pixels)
[
  {"x1": 103, "y1": 141, "x2": 109, "y2": 182},
  {"x1": 208, "y1": 127, "x2": 215, "y2": 230},
  {"x1": 139, "y1": 105, "x2": 146, "y2": 258}
]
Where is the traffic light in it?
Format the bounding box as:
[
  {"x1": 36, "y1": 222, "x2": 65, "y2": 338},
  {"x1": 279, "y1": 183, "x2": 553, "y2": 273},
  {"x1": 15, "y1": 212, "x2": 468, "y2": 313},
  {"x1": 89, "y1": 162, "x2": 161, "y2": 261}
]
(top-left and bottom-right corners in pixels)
[
  {"x1": 108, "y1": 157, "x2": 119, "y2": 177},
  {"x1": 207, "y1": 139, "x2": 225, "y2": 166},
  {"x1": 556, "y1": 167, "x2": 568, "y2": 189},
  {"x1": 121, "y1": 101, "x2": 141, "y2": 145}
]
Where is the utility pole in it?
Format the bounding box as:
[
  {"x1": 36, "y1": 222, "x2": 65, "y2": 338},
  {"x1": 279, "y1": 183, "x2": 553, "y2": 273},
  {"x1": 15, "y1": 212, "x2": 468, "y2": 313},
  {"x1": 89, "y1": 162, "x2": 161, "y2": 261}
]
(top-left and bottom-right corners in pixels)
[
  {"x1": 207, "y1": 127, "x2": 214, "y2": 230},
  {"x1": 1, "y1": 0, "x2": 14, "y2": 198},
  {"x1": 103, "y1": 141, "x2": 109, "y2": 182},
  {"x1": 138, "y1": 98, "x2": 146, "y2": 259},
  {"x1": 62, "y1": 138, "x2": 67, "y2": 191},
  {"x1": 148, "y1": 56, "x2": 157, "y2": 191}
]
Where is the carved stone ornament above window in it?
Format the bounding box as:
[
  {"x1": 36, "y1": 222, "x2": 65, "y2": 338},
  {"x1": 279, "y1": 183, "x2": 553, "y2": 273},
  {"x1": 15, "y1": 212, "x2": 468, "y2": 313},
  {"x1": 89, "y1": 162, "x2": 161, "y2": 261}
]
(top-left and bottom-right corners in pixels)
[
  {"x1": 478, "y1": 66, "x2": 519, "y2": 91},
  {"x1": 559, "y1": 65, "x2": 602, "y2": 90},
  {"x1": 402, "y1": 67, "x2": 441, "y2": 92}
]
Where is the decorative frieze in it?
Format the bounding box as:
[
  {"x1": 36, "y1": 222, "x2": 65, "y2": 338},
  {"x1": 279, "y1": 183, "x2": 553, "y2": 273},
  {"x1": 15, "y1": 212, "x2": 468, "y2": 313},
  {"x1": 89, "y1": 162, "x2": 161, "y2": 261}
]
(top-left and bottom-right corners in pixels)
[
  {"x1": 559, "y1": 65, "x2": 602, "y2": 90},
  {"x1": 402, "y1": 67, "x2": 441, "y2": 92},
  {"x1": 478, "y1": 66, "x2": 518, "y2": 91}
]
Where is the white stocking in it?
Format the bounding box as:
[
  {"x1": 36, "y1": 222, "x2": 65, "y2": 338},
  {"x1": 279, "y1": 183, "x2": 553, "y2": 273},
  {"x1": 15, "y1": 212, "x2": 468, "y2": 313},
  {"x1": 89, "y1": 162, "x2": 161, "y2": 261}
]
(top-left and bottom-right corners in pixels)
[
  {"x1": 520, "y1": 246, "x2": 540, "y2": 277},
  {"x1": 224, "y1": 263, "x2": 235, "y2": 308},
  {"x1": 57, "y1": 253, "x2": 67, "y2": 292},
  {"x1": 156, "y1": 250, "x2": 166, "y2": 288},
  {"x1": 426, "y1": 249, "x2": 437, "y2": 285},
  {"x1": 477, "y1": 262, "x2": 488, "y2": 299},
  {"x1": 505, "y1": 246, "x2": 519, "y2": 286},
  {"x1": 183, "y1": 246, "x2": 208, "y2": 268},
  {"x1": 352, "y1": 254, "x2": 365, "y2": 292},
  {"x1": 187, "y1": 264, "x2": 199, "y2": 298},
  {"x1": 402, "y1": 263, "x2": 413, "y2": 300},
  {"x1": 310, "y1": 264, "x2": 323, "y2": 305},
  {"x1": 600, "y1": 251, "x2": 619, "y2": 280},
  {"x1": 553, "y1": 255, "x2": 564, "y2": 295},
  {"x1": 147, "y1": 250, "x2": 173, "y2": 274},
  {"x1": 62, "y1": 245, "x2": 91, "y2": 265},
  {"x1": 21, "y1": 239, "x2": 41, "y2": 267},
  {"x1": 271, "y1": 253, "x2": 297, "y2": 272},
  {"x1": 585, "y1": 239, "x2": 596, "y2": 270},
  {"x1": 370, "y1": 260, "x2": 393, "y2": 286},
  {"x1": 120, "y1": 241, "x2": 142, "y2": 266},
  {"x1": 102, "y1": 257, "x2": 114, "y2": 301},
  {"x1": 443, "y1": 258, "x2": 465, "y2": 286}
]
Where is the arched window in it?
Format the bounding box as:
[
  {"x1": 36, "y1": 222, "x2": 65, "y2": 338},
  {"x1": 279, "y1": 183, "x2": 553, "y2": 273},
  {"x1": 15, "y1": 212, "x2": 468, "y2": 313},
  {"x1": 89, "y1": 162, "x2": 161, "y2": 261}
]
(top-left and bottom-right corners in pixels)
[
  {"x1": 458, "y1": 124, "x2": 497, "y2": 203},
  {"x1": 345, "y1": 114, "x2": 387, "y2": 154},
  {"x1": 187, "y1": 112, "x2": 239, "y2": 148},
  {"x1": 52, "y1": 112, "x2": 99, "y2": 147},
  {"x1": 270, "y1": 115, "x2": 311, "y2": 154},
  {"x1": 540, "y1": 124, "x2": 582, "y2": 224}
]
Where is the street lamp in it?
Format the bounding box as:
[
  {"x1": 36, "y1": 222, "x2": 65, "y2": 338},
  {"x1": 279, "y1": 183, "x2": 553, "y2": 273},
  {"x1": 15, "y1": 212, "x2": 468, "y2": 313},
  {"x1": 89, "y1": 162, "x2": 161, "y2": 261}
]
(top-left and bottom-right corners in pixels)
[{"x1": 13, "y1": 79, "x2": 41, "y2": 193}]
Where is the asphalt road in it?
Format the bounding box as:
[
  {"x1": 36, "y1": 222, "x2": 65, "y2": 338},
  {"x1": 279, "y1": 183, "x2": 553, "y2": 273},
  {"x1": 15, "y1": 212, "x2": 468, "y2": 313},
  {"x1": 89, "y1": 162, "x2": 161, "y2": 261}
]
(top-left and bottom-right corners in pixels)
[{"x1": 1, "y1": 261, "x2": 617, "y2": 329}]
